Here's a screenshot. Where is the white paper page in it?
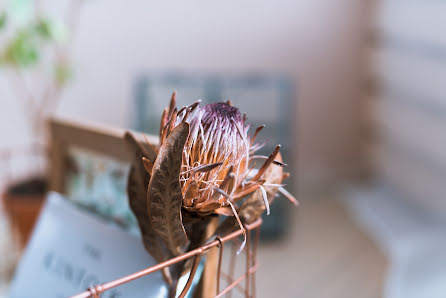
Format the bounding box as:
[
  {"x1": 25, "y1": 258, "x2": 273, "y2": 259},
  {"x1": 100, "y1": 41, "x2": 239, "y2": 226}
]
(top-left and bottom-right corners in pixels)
[{"x1": 9, "y1": 192, "x2": 167, "y2": 298}]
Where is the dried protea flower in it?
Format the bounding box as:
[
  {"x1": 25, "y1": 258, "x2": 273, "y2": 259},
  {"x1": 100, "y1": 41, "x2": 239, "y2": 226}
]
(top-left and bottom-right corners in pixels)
[
  {"x1": 126, "y1": 92, "x2": 297, "y2": 293},
  {"x1": 179, "y1": 102, "x2": 249, "y2": 212},
  {"x1": 158, "y1": 93, "x2": 297, "y2": 238}
]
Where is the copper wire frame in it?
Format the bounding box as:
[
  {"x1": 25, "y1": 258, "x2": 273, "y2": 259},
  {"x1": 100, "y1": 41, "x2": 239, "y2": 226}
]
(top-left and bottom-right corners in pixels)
[{"x1": 70, "y1": 218, "x2": 262, "y2": 298}]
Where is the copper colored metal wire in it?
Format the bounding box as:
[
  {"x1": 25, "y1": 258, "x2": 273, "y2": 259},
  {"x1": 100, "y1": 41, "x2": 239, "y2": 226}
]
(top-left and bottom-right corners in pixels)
[
  {"x1": 252, "y1": 227, "x2": 261, "y2": 297},
  {"x1": 70, "y1": 218, "x2": 262, "y2": 298},
  {"x1": 221, "y1": 272, "x2": 246, "y2": 294},
  {"x1": 227, "y1": 239, "x2": 238, "y2": 298},
  {"x1": 215, "y1": 264, "x2": 259, "y2": 298},
  {"x1": 215, "y1": 236, "x2": 224, "y2": 294},
  {"x1": 178, "y1": 254, "x2": 201, "y2": 298},
  {"x1": 245, "y1": 225, "x2": 251, "y2": 298}
]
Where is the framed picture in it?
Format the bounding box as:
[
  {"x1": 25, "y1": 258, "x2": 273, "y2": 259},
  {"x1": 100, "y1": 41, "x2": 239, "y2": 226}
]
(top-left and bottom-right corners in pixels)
[{"x1": 48, "y1": 117, "x2": 158, "y2": 232}]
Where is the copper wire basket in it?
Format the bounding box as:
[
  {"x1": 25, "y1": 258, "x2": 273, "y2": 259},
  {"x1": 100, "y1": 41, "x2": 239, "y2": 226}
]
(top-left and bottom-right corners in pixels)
[{"x1": 70, "y1": 219, "x2": 262, "y2": 298}]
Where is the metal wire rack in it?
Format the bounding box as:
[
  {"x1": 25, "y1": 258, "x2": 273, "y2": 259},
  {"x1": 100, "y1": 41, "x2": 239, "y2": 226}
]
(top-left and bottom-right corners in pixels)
[{"x1": 70, "y1": 219, "x2": 262, "y2": 298}]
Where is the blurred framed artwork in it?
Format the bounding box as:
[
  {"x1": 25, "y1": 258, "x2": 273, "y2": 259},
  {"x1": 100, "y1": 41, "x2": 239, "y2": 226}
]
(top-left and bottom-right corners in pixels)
[
  {"x1": 48, "y1": 117, "x2": 158, "y2": 232},
  {"x1": 132, "y1": 72, "x2": 296, "y2": 238}
]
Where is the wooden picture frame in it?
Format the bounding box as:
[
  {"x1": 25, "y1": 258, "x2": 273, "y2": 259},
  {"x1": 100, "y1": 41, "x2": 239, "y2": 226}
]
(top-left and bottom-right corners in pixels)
[{"x1": 48, "y1": 117, "x2": 158, "y2": 194}]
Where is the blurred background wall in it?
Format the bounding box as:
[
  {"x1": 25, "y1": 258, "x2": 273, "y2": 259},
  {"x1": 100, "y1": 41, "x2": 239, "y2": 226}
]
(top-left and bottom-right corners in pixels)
[
  {"x1": 364, "y1": 0, "x2": 446, "y2": 214},
  {"x1": 0, "y1": 0, "x2": 367, "y2": 193}
]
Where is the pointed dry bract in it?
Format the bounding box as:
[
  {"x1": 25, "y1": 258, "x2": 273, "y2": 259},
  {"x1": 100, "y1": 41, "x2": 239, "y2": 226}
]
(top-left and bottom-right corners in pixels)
[
  {"x1": 214, "y1": 152, "x2": 286, "y2": 237},
  {"x1": 147, "y1": 122, "x2": 190, "y2": 256},
  {"x1": 239, "y1": 152, "x2": 284, "y2": 222}
]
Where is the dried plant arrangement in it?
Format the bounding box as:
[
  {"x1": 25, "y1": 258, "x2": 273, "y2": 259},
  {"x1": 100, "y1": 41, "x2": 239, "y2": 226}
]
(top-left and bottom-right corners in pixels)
[{"x1": 125, "y1": 92, "x2": 298, "y2": 297}]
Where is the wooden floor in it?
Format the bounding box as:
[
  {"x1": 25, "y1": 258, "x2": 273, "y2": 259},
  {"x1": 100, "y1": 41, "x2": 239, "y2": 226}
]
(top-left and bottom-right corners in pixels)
[{"x1": 253, "y1": 197, "x2": 388, "y2": 298}]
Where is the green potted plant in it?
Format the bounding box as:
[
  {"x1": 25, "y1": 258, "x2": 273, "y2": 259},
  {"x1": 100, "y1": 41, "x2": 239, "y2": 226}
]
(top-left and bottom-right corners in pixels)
[{"x1": 0, "y1": 0, "x2": 83, "y2": 247}]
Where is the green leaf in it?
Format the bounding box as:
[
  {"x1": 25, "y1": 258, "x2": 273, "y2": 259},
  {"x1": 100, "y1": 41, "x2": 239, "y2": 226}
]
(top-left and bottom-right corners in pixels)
[
  {"x1": 34, "y1": 18, "x2": 52, "y2": 39},
  {"x1": 0, "y1": 12, "x2": 7, "y2": 30},
  {"x1": 3, "y1": 29, "x2": 40, "y2": 67},
  {"x1": 35, "y1": 18, "x2": 67, "y2": 42}
]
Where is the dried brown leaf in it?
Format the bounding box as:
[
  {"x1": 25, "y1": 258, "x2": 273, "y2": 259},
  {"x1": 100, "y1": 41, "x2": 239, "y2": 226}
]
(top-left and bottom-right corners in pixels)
[
  {"x1": 124, "y1": 132, "x2": 171, "y2": 266},
  {"x1": 147, "y1": 122, "x2": 190, "y2": 256},
  {"x1": 126, "y1": 165, "x2": 171, "y2": 262},
  {"x1": 124, "y1": 132, "x2": 158, "y2": 162}
]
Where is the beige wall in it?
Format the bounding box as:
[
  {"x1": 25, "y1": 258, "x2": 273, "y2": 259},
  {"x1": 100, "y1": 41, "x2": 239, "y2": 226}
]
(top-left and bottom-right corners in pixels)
[{"x1": 0, "y1": 0, "x2": 366, "y2": 192}]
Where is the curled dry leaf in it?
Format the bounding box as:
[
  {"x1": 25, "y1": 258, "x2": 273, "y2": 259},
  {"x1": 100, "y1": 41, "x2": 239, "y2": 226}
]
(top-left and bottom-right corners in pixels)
[
  {"x1": 124, "y1": 132, "x2": 173, "y2": 282},
  {"x1": 147, "y1": 122, "x2": 190, "y2": 256}
]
